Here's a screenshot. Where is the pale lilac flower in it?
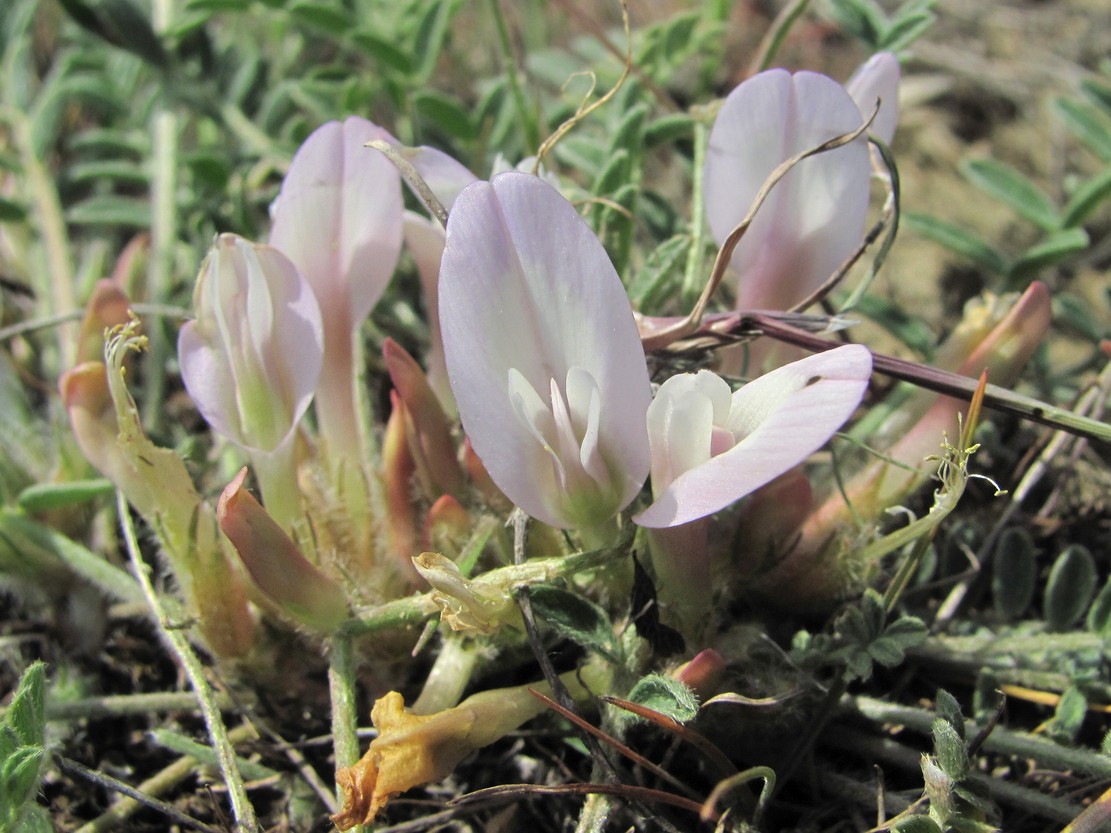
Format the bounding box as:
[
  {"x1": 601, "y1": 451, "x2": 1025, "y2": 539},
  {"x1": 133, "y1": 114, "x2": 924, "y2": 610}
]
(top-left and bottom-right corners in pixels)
[
  {"x1": 845, "y1": 52, "x2": 900, "y2": 146},
  {"x1": 634, "y1": 344, "x2": 873, "y2": 528},
  {"x1": 270, "y1": 116, "x2": 402, "y2": 337},
  {"x1": 439, "y1": 172, "x2": 652, "y2": 529},
  {"x1": 270, "y1": 117, "x2": 403, "y2": 451},
  {"x1": 704, "y1": 69, "x2": 872, "y2": 312},
  {"x1": 178, "y1": 233, "x2": 323, "y2": 454}
]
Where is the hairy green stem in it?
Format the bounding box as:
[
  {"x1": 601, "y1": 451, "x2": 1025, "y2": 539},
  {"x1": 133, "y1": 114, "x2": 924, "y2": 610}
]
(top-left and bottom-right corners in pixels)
[
  {"x1": 117, "y1": 491, "x2": 258, "y2": 833},
  {"x1": 847, "y1": 695, "x2": 1111, "y2": 779},
  {"x1": 328, "y1": 631, "x2": 364, "y2": 832},
  {"x1": 411, "y1": 633, "x2": 480, "y2": 715}
]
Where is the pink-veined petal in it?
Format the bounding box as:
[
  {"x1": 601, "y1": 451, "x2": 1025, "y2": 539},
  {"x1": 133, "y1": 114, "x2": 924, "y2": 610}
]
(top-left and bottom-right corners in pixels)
[
  {"x1": 439, "y1": 172, "x2": 651, "y2": 528},
  {"x1": 704, "y1": 70, "x2": 872, "y2": 312},
  {"x1": 846, "y1": 52, "x2": 900, "y2": 146},
  {"x1": 270, "y1": 117, "x2": 402, "y2": 334},
  {"x1": 634, "y1": 345, "x2": 872, "y2": 528}
]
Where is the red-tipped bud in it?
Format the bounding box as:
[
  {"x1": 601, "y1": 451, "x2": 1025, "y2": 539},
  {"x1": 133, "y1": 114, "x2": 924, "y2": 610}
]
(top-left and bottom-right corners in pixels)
[
  {"x1": 673, "y1": 649, "x2": 726, "y2": 700},
  {"x1": 218, "y1": 468, "x2": 347, "y2": 632},
  {"x1": 383, "y1": 339, "x2": 465, "y2": 501},
  {"x1": 383, "y1": 392, "x2": 421, "y2": 581}
]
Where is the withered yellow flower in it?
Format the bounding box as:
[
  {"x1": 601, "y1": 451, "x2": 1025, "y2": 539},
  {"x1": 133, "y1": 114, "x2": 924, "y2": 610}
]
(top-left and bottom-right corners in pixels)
[
  {"x1": 332, "y1": 661, "x2": 609, "y2": 827},
  {"x1": 332, "y1": 687, "x2": 545, "y2": 828}
]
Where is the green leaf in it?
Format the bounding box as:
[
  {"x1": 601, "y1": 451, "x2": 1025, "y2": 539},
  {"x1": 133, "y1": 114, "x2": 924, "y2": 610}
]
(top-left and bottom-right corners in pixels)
[
  {"x1": 552, "y1": 136, "x2": 605, "y2": 179},
  {"x1": 288, "y1": 1, "x2": 354, "y2": 35},
  {"x1": 1082, "y1": 77, "x2": 1111, "y2": 120},
  {"x1": 629, "y1": 234, "x2": 689, "y2": 307},
  {"x1": 55, "y1": 0, "x2": 167, "y2": 67},
  {"x1": 99, "y1": 0, "x2": 169, "y2": 66},
  {"x1": 66, "y1": 195, "x2": 150, "y2": 228},
  {"x1": 1044, "y1": 544, "x2": 1098, "y2": 630},
  {"x1": 609, "y1": 103, "x2": 649, "y2": 158},
  {"x1": 973, "y1": 670, "x2": 1001, "y2": 723},
  {"x1": 892, "y1": 817, "x2": 941, "y2": 833},
  {"x1": 67, "y1": 128, "x2": 147, "y2": 157},
  {"x1": 854, "y1": 293, "x2": 936, "y2": 356},
  {"x1": 592, "y1": 149, "x2": 631, "y2": 198},
  {"x1": 624, "y1": 674, "x2": 700, "y2": 724},
  {"x1": 0, "y1": 198, "x2": 27, "y2": 223},
  {"x1": 825, "y1": 0, "x2": 887, "y2": 48},
  {"x1": 527, "y1": 585, "x2": 619, "y2": 662},
  {"x1": 935, "y1": 688, "x2": 965, "y2": 739},
  {"x1": 1048, "y1": 685, "x2": 1087, "y2": 744},
  {"x1": 67, "y1": 160, "x2": 150, "y2": 188},
  {"x1": 16, "y1": 479, "x2": 115, "y2": 512},
  {"x1": 1008, "y1": 227, "x2": 1089, "y2": 281},
  {"x1": 992, "y1": 527, "x2": 1037, "y2": 620},
  {"x1": 148, "y1": 730, "x2": 279, "y2": 781},
  {"x1": 352, "y1": 31, "x2": 414, "y2": 76},
  {"x1": 5, "y1": 663, "x2": 46, "y2": 748},
  {"x1": 878, "y1": 10, "x2": 935, "y2": 52},
  {"x1": 932, "y1": 717, "x2": 968, "y2": 780},
  {"x1": 960, "y1": 158, "x2": 1059, "y2": 231},
  {"x1": 903, "y1": 211, "x2": 1008, "y2": 275},
  {"x1": 661, "y1": 12, "x2": 701, "y2": 61},
  {"x1": 861, "y1": 588, "x2": 887, "y2": 638},
  {"x1": 1055, "y1": 98, "x2": 1111, "y2": 163},
  {"x1": 1, "y1": 746, "x2": 46, "y2": 806},
  {"x1": 412, "y1": 0, "x2": 461, "y2": 83},
  {"x1": 1053, "y1": 292, "x2": 1106, "y2": 342},
  {"x1": 413, "y1": 90, "x2": 476, "y2": 141},
  {"x1": 1061, "y1": 166, "x2": 1111, "y2": 227},
  {"x1": 184, "y1": 151, "x2": 232, "y2": 191},
  {"x1": 1087, "y1": 578, "x2": 1111, "y2": 637},
  {"x1": 12, "y1": 804, "x2": 53, "y2": 833},
  {"x1": 870, "y1": 616, "x2": 928, "y2": 667},
  {"x1": 184, "y1": 0, "x2": 251, "y2": 11},
  {"x1": 644, "y1": 113, "x2": 695, "y2": 148}
]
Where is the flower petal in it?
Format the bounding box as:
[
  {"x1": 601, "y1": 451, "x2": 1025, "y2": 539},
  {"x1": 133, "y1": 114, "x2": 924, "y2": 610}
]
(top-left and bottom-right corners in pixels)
[
  {"x1": 402, "y1": 211, "x2": 453, "y2": 411},
  {"x1": 634, "y1": 345, "x2": 872, "y2": 528},
  {"x1": 270, "y1": 117, "x2": 402, "y2": 333},
  {"x1": 846, "y1": 52, "x2": 900, "y2": 146},
  {"x1": 704, "y1": 70, "x2": 872, "y2": 311},
  {"x1": 439, "y1": 172, "x2": 651, "y2": 528},
  {"x1": 644, "y1": 370, "x2": 730, "y2": 496},
  {"x1": 178, "y1": 234, "x2": 323, "y2": 452}
]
